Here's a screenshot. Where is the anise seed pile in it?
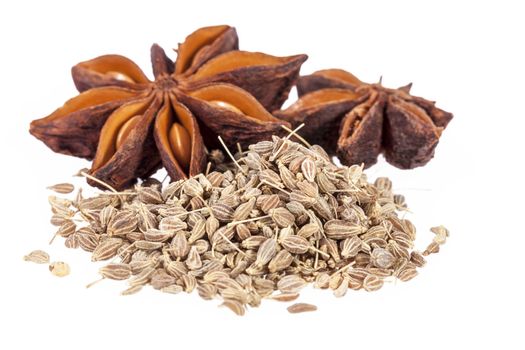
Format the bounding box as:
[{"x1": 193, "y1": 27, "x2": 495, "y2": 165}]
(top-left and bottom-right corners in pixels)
[{"x1": 46, "y1": 136, "x2": 448, "y2": 315}]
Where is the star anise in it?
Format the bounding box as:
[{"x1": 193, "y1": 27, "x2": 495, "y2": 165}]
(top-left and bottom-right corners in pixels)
[
  {"x1": 30, "y1": 25, "x2": 307, "y2": 189},
  {"x1": 275, "y1": 69, "x2": 453, "y2": 169}
]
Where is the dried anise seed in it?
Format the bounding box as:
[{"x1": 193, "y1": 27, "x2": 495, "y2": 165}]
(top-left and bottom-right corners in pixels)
[
  {"x1": 370, "y1": 248, "x2": 395, "y2": 269},
  {"x1": 108, "y1": 211, "x2": 138, "y2": 236},
  {"x1": 47, "y1": 183, "x2": 75, "y2": 194},
  {"x1": 333, "y1": 276, "x2": 350, "y2": 297},
  {"x1": 221, "y1": 299, "x2": 246, "y2": 316},
  {"x1": 398, "y1": 267, "x2": 418, "y2": 282},
  {"x1": 431, "y1": 225, "x2": 449, "y2": 245},
  {"x1": 275, "y1": 69, "x2": 453, "y2": 169},
  {"x1": 254, "y1": 238, "x2": 277, "y2": 267},
  {"x1": 280, "y1": 235, "x2": 311, "y2": 254},
  {"x1": 340, "y1": 236, "x2": 362, "y2": 258},
  {"x1": 159, "y1": 216, "x2": 187, "y2": 232},
  {"x1": 30, "y1": 25, "x2": 306, "y2": 190},
  {"x1": 270, "y1": 293, "x2": 300, "y2": 302},
  {"x1": 277, "y1": 275, "x2": 307, "y2": 293},
  {"x1": 99, "y1": 263, "x2": 132, "y2": 280},
  {"x1": 324, "y1": 219, "x2": 364, "y2": 239},
  {"x1": 91, "y1": 238, "x2": 122, "y2": 261},
  {"x1": 363, "y1": 275, "x2": 383, "y2": 292},
  {"x1": 269, "y1": 208, "x2": 295, "y2": 227},
  {"x1": 314, "y1": 273, "x2": 330, "y2": 289},
  {"x1": 268, "y1": 250, "x2": 294, "y2": 273},
  {"x1": 287, "y1": 303, "x2": 317, "y2": 314},
  {"x1": 161, "y1": 284, "x2": 183, "y2": 295},
  {"x1": 24, "y1": 250, "x2": 50, "y2": 264},
  {"x1": 170, "y1": 232, "x2": 189, "y2": 258}
]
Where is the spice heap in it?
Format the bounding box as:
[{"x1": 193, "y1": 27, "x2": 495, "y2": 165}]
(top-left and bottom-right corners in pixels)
[{"x1": 46, "y1": 136, "x2": 447, "y2": 315}]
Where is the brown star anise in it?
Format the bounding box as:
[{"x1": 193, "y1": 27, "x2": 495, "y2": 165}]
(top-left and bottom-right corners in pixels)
[
  {"x1": 275, "y1": 69, "x2": 453, "y2": 169},
  {"x1": 30, "y1": 25, "x2": 307, "y2": 189}
]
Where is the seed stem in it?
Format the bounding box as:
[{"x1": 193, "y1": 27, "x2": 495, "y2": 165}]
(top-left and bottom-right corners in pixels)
[
  {"x1": 98, "y1": 191, "x2": 137, "y2": 196},
  {"x1": 308, "y1": 246, "x2": 330, "y2": 259},
  {"x1": 80, "y1": 171, "x2": 124, "y2": 203},
  {"x1": 110, "y1": 242, "x2": 136, "y2": 264},
  {"x1": 332, "y1": 261, "x2": 356, "y2": 275},
  {"x1": 314, "y1": 240, "x2": 320, "y2": 269},
  {"x1": 86, "y1": 277, "x2": 105, "y2": 288},
  {"x1": 218, "y1": 136, "x2": 246, "y2": 175},
  {"x1": 48, "y1": 232, "x2": 59, "y2": 245},
  {"x1": 281, "y1": 124, "x2": 311, "y2": 148},
  {"x1": 227, "y1": 215, "x2": 271, "y2": 227},
  {"x1": 273, "y1": 124, "x2": 305, "y2": 159},
  {"x1": 215, "y1": 230, "x2": 246, "y2": 256},
  {"x1": 205, "y1": 162, "x2": 212, "y2": 176},
  {"x1": 171, "y1": 207, "x2": 209, "y2": 218},
  {"x1": 80, "y1": 171, "x2": 118, "y2": 193},
  {"x1": 260, "y1": 180, "x2": 291, "y2": 195}
]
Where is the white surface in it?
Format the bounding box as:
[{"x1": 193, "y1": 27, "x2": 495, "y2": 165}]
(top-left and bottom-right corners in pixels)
[{"x1": 1, "y1": 1, "x2": 523, "y2": 349}]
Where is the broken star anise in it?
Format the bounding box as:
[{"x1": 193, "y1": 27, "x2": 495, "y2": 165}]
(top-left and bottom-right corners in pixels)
[
  {"x1": 30, "y1": 25, "x2": 307, "y2": 189},
  {"x1": 275, "y1": 69, "x2": 453, "y2": 169}
]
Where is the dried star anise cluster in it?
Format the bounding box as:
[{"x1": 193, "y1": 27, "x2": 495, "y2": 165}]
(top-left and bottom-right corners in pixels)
[
  {"x1": 275, "y1": 69, "x2": 453, "y2": 169},
  {"x1": 30, "y1": 25, "x2": 306, "y2": 190},
  {"x1": 30, "y1": 25, "x2": 454, "y2": 191}
]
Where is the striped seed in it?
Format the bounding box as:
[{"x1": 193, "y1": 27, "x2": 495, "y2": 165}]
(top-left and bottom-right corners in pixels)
[
  {"x1": 23, "y1": 250, "x2": 50, "y2": 264},
  {"x1": 286, "y1": 303, "x2": 317, "y2": 314},
  {"x1": 99, "y1": 263, "x2": 131, "y2": 280},
  {"x1": 91, "y1": 238, "x2": 123, "y2": 261},
  {"x1": 47, "y1": 183, "x2": 75, "y2": 194},
  {"x1": 277, "y1": 275, "x2": 306, "y2": 293},
  {"x1": 324, "y1": 219, "x2": 365, "y2": 239}
]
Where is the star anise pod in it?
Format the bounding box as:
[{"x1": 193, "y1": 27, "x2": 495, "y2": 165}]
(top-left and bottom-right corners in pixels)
[
  {"x1": 275, "y1": 69, "x2": 453, "y2": 169},
  {"x1": 30, "y1": 25, "x2": 307, "y2": 189}
]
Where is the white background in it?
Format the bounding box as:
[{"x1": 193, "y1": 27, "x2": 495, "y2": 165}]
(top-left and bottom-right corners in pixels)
[{"x1": 1, "y1": 1, "x2": 523, "y2": 349}]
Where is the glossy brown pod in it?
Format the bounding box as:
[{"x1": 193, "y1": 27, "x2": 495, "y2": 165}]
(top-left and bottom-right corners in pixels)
[
  {"x1": 29, "y1": 87, "x2": 138, "y2": 159},
  {"x1": 297, "y1": 69, "x2": 363, "y2": 95},
  {"x1": 154, "y1": 94, "x2": 206, "y2": 181},
  {"x1": 189, "y1": 51, "x2": 308, "y2": 111},
  {"x1": 337, "y1": 90, "x2": 386, "y2": 167},
  {"x1": 89, "y1": 97, "x2": 162, "y2": 189},
  {"x1": 275, "y1": 89, "x2": 366, "y2": 154},
  {"x1": 178, "y1": 83, "x2": 290, "y2": 148}
]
